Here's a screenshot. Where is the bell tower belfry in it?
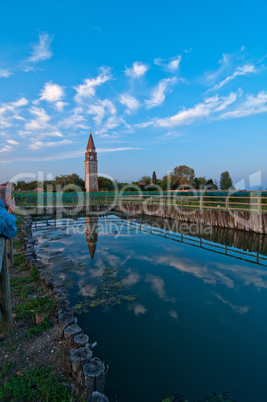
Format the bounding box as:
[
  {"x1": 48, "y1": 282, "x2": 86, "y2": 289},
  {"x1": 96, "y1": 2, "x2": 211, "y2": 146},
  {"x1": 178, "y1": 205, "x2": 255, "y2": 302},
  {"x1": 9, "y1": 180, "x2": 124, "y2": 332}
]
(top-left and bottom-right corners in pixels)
[{"x1": 85, "y1": 132, "x2": 98, "y2": 192}]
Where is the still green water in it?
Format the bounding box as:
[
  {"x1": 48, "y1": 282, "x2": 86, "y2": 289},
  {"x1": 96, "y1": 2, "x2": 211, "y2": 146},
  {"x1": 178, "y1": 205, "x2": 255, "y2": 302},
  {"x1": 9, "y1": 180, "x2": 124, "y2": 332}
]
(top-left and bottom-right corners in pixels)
[{"x1": 34, "y1": 214, "x2": 267, "y2": 401}]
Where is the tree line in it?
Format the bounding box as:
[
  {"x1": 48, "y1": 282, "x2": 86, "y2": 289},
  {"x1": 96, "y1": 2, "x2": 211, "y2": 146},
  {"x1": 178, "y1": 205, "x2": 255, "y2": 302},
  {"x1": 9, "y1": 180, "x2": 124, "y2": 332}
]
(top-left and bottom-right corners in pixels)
[{"x1": 12, "y1": 166, "x2": 234, "y2": 192}]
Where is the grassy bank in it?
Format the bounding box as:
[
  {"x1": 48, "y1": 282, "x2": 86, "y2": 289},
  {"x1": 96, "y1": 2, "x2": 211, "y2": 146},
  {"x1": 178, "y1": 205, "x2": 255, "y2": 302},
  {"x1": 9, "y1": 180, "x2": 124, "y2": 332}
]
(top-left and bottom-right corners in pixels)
[{"x1": 0, "y1": 216, "x2": 77, "y2": 401}]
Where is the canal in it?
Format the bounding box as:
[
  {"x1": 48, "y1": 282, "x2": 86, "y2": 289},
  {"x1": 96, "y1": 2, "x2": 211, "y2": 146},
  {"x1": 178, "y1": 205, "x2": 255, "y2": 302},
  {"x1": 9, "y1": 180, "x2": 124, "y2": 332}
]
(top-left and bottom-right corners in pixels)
[{"x1": 33, "y1": 214, "x2": 267, "y2": 401}]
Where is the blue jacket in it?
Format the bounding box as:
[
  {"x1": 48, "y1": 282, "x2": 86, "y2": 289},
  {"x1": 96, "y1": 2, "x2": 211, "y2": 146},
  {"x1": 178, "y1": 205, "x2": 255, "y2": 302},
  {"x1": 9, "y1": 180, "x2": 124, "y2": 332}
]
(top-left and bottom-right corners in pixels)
[{"x1": 0, "y1": 199, "x2": 17, "y2": 239}]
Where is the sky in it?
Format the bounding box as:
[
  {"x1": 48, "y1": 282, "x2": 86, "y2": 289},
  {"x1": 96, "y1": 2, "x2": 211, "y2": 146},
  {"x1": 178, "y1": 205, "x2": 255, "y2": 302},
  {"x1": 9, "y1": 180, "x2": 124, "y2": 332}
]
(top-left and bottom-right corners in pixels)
[{"x1": 0, "y1": 0, "x2": 267, "y2": 188}]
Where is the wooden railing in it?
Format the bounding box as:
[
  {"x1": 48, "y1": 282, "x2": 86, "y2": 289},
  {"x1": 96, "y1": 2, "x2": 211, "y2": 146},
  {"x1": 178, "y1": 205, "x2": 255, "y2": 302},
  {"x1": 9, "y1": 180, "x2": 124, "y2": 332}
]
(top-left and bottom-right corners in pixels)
[
  {"x1": 14, "y1": 191, "x2": 267, "y2": 214},
  {"x1": 0, "y1": 237, "x2": 12, "y2": 330},
  {"x1": 118, "y1": 193, "x2": 266, "y2": 213}
]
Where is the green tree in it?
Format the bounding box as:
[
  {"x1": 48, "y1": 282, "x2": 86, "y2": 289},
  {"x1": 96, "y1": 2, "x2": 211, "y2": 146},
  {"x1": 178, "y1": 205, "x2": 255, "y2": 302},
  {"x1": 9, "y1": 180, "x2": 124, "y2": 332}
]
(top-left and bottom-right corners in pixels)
[
  {"x1": 219, "y1": 171, "x2": 233, "y2": 190},
  {"x1": 160, "y1": 174, "x2": 172, "y2": 191},
  {"x1": 193, "y1": 177, "x2": 207, "y2": 189},
  {"x1": 152, "y1": 171, "x2": 157, "y2": 183},
  {"x1": 172, "y1": 165, "x2": 195, "y2": 189},
  {"x1": 139, "y1": 176, "x2": 151, "y2": 185},
  {"x1": 98, "y1": 176, "x2": 115, "y2": 191},
  {"x1": 206, "y1": 178, "x2": 215, "y2": 189}
]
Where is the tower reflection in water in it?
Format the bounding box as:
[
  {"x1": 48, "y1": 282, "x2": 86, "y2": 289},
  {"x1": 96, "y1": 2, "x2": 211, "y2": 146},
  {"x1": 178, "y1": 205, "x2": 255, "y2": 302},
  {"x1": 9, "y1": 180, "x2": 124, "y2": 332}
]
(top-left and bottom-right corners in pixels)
[{"x1": 85, "y1": 216, "x2": 98, "y2": 260}]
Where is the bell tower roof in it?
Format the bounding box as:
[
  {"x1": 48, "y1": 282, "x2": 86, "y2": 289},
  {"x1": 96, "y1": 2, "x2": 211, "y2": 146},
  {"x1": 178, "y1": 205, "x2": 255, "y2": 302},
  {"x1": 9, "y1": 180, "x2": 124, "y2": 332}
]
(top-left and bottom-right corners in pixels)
[{"x1": 86, "y1": 132, "x2": 96, "y2": 152}]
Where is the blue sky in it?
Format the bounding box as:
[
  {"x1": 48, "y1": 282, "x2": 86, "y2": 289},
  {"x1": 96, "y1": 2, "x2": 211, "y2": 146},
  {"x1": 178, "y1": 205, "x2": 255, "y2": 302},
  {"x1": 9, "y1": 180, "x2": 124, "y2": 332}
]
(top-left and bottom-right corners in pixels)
[{"x1": 0, "y1": 0, "x2": 267, "y2": 188}]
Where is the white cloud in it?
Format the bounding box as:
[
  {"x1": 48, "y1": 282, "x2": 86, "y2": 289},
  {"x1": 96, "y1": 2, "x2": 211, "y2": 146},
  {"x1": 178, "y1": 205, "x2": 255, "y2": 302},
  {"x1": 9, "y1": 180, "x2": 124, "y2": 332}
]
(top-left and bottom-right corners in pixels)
[
  {"x1": 215, "y1": 92, "x2": 237, "y2": 112},
  {"x1": 11, "y1": 98, "x2": 28, "y2": 108},
  {"x1": 1, "y1": 147, "x2": 141, "y2": 162},
  {"x1": 6, "y1": 139, "x2": 19, "y2": 145},
  {"x1": 168, "y1": 58, "x2": 181, "y2": 72},
  {"x1": 220, "y1": 91, "x2": 267, "y2": 119},
  {"x1": 27, "y1": 33, "x2": 54, "y2": 63},
  {"x1": 0, "y1": 145, "x2": 12, "y2": 153},
  {"x1": 135, "y1": 121, "x2": 154, "y2": 128},
  {"x1": 74, "y1": 67, "x2": 112, "y2": 102},
  {"x1": 87, "y1": 99, "x2": 116, "y2": 125},
  {"x1": 55, "y1": 101, "x2": 68, "y2": 111},
  {"x1": 155, "y1": 92, "x2": 237, "y2": 127},
  {"x1": 19, "y1": 130, "x2": 63, "y2": 139},
  {"x1": 25, "y1": 107, "x2": 51, "y2": 130},
  {"x1": 145, "y1": 77, "x2": 177, "y2": 109},
  {"x1": 0, "y1": 68, "x2": 11, "y2": 78},
  {"x1": 59, "y1": 107, "x2": 89, "y2": 129},
  {"x1": 29, "y1": 138, "x2": 72, "y2": 150},
  {"x1": 154, "y1": 55, "x2": 182, "y2": 72},
  {"x1": 120, "y1": 94, "x2": 140, "y2": 111},
  {"x1": 39, "y1": 82, "x2": 64, "y2": 102},
  {"x1": 0, "y1": 97, "x2": 28, "y2": 127},
  {"x1": 125, "y1": 61, "x2": 149, "y2": 79},
  {"x1": 99, "y1": 147, "x2": 140, "y2": 153},
  {"x1": 213, "y1": 64, "x2": 257, "y2": 90},
  {"x1": 206, "y1": 53, "x2": 231, "y2": 84}
]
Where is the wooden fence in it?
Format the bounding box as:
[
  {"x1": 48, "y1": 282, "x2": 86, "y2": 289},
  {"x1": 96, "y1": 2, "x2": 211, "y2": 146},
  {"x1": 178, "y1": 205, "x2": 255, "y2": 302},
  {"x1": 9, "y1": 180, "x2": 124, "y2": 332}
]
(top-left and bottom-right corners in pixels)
[
  {"x1": 0, "y1": 238, "x2": 13, "y2": 331},
  {"x1": 14, "y1": 191, "x2": 267, "y2": 214}
]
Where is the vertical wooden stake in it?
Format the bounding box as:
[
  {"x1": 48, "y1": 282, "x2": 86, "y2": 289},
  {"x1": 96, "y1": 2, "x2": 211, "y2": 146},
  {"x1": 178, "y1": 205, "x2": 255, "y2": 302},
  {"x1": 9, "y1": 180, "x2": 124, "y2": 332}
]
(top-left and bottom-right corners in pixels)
[
  {"x1": 0, "y1": 239, "x2": 12, "y2": 331},
  {"x1": 200, "y1": 196, "x2": 203, "y2": 210},
  {"x1": 226, "y1": 196, "x2": 229, "y2": 211},
  {"x1": 258, "y1": 197, "x2": 261, "y2": 215},
  {"x1": 6, "y1": 239, "x2": 13, "y2": 269}
]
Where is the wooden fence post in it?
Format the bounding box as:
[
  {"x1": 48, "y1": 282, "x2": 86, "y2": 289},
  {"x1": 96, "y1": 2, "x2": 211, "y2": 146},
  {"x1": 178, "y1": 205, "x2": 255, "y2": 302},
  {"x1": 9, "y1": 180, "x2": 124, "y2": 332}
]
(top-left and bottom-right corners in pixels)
[
  {"x1": 225, "y1": 197, "x2": 229, "y2": 211},
  {"x1": 258, "y1": 197, "x2": 261, "y2": 215},
  {"x1": 200, "y1": 195, "x2": 203, "y2": 210},
  {"x1": 6, "y1": 239, "x2": 13, "y2": 268},
  {"x1": 0, "y1": 238, "x2": 12, "y2": 331}
]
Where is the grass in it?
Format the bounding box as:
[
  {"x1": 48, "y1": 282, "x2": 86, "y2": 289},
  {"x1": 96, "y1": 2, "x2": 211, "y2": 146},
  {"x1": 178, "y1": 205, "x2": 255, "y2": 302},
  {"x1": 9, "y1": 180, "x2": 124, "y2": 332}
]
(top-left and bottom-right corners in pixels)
[
  {"x1": 25, "y1": 320, "x2": 52, "y2": 338},
  {"x1": 0, "y1": 216, "x2": 78, "y2": 401},
  {"x1": 13, "y1": 239, "x2": 24, "y2": 250},
  {"x1": 14, "y1": 296, "x2": 56, "y2": 320},
  {"x1": 0, "y1": 366, "x2": 75, "y2": 401},
  {"x1": 13, "y1": 253, "x2": 25, "y2": 265},
  {"x1": 0, "y1": 362, "x2": 15, "y2": 381}
]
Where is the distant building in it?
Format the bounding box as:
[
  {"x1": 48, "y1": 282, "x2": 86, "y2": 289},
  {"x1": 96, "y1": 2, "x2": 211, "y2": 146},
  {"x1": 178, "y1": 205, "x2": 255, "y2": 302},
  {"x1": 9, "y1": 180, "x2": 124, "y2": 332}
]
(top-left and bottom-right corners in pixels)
[{"x1": 84, "y1": 132, "x2": 98, "y2": 192}]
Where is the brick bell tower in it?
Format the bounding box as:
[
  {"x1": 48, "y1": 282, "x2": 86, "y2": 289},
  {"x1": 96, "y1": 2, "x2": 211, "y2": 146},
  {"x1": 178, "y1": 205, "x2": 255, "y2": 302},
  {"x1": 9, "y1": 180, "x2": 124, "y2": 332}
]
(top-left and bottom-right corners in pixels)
[{"x1": 85, "y1": 132, "x2": 98, "y2": 192}]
